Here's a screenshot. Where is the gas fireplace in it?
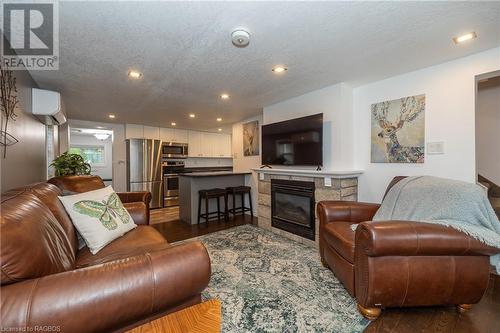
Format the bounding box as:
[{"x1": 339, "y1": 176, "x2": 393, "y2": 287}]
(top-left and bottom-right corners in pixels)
[{"x1": 271, "y1": 179, "x2": 315, "y2": 240}]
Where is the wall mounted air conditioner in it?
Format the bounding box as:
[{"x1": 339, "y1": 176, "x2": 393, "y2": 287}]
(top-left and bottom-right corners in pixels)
[{"x1": 32, "y1": 88, "x2": 67, "y2": 125}]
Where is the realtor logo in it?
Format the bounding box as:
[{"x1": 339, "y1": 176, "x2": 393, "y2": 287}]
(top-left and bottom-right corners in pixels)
[{"x1": 1, "y1": 0, "x2": 59, "y2": 70}]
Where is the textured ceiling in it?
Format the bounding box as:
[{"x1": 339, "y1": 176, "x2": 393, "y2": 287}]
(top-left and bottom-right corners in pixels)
[{"x1": 28, "y1": 1, "x2": 500, "y2": 130}]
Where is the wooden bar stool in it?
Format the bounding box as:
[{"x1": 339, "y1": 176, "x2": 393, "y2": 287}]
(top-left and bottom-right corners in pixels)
[
  {"x1": 198, "y1": 188, "x2": 228, "y2": 224},
  {"x1": 226, "y1": 186, "x2": 253, "y2": 219}
]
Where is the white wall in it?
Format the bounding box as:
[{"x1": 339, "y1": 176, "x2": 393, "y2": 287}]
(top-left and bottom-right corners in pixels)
[
  {"x1": 70, "y1": 133, "x2": 113, "y2": 180},
  {"x1": 476, "y1": 78, "x2": 500, "y2": 185},
  {"x1": 260, "y1": 47, "x2": 500, "y2": 203},
  {"x1": 232, "y1": 114, "x2": 264, "y2": 215},
  {"x1": 263, "y1": 83, "x2": 354, "y2": 170},
  {"x1": 353, "y1": 47, "x2": 500, "y2": 202}
]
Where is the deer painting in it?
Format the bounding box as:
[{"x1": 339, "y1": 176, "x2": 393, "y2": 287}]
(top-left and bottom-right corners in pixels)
[{"x1": 371, "y1": 94, "x2": 425, "y2": 163}]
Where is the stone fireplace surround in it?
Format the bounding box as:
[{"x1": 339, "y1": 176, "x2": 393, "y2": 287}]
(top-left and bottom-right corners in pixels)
[{"x1": 253, "y1": 169, "x2": 362, "y2": 248}]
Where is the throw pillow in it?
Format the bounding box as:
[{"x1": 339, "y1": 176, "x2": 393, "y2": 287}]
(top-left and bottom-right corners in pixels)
[
  {"x1": 59, "y1": 186, "x2": 137, "y2": 254},
  {"x1": 60, "y1": 189, "x2": 87, "y2": 250}
]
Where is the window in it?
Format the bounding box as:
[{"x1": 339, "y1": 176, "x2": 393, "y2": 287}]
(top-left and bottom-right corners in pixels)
[{"x1": 69, "y1": 145, "x2": 105, "y2": 165}]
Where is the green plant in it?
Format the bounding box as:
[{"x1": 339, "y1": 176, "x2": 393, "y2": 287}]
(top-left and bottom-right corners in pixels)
[{"x1": 50, "y1": 151, "x2": 91, "y2": 176}]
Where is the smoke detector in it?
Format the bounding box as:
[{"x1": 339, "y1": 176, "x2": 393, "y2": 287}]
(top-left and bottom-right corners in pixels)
[{"x1": 231, "y1": 29, "x2": 250, "y2": 47}]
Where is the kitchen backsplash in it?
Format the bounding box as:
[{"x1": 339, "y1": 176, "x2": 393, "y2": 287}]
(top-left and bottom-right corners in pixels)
[{"x1": 183, "y1": 157, "x2": 233, "y2": 168}]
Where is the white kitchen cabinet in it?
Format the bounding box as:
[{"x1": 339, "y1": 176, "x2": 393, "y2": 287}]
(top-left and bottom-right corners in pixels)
[
  {"x1": 160, "y1": 127, "x2": 175, "y2": 142},
  {"x1": 188, "y1": 131, "x2": 204, "y2": 157},
  {"x1": 188, "y1": 130, "x2": 232, "y2": 158},
  {"x1": 221, "y1": 134, "x2": 232, "y2": 157},
  {"x1": 125, "y1": 124, "x2": 144, "y2": 139},
  {"x1": 160, "y1": 128, "x2": 189, "y2": 143},
  {"x1": 201, "y1": 132, "x2": 216, "y2": 157},
  {"x1": 174, "y1": 129, "x2": 189, "y2": 143},
  {"x1": 143, "y1": 126, "x2": 160, "y2": 140},
  {"x1": 126, "y1": 124, "x2": 160, "y2": 140},
  {"x1": 210, "y1": 133, "x2": 231, "y2": 157}
]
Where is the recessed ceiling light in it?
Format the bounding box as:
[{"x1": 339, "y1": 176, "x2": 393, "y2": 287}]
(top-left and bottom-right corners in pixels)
[
  {"x1": 108, "y1": 114, "x2": 116, "y2": 119},
  {"x1": 216, "y1": 117, "x2": 222, "y2": 122},
  {"x1": 272, "y1": 66, "x2": 287, "y2": 73},
  {"x1": 189, "y1": 114, "x2": 196, "y2": 118},
  {"x1": 218, "y1": 128, "x2": 222, "y2": 132},
  {"x1": 128, "y1": 70, "x2": 143, "y2": 79},
  {"x1": 171, "y1": 122, "x2": 177, "y2": 126},
  {"x1": 453, "y1": 32, "x2": 477, "y2": 44},
  {"x1": 220, "y1": 94, "x2": 230, "y2": 100}
]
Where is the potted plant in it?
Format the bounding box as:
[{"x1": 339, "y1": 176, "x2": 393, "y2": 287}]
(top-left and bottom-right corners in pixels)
[{"x1": 50, "y1": 151, "x2": 92, "y2": 176}]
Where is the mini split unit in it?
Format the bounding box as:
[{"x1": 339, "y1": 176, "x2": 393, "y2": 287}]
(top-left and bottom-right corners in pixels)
[{"x1": 31, "y1": 88, "x2": 67, "y2": 125}]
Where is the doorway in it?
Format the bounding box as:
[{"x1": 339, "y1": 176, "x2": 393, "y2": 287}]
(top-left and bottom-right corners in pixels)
[
  {"x1": 475, "y1": 71, "x2": 500, "y2": 218},
  {"x1": 69, "y1": 127, "x2": 114, "y2": 186}
]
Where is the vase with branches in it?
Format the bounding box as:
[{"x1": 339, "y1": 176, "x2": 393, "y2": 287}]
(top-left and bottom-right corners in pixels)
[{"x1": 0, "y1": 64, "x2": 19, "y2": 158}]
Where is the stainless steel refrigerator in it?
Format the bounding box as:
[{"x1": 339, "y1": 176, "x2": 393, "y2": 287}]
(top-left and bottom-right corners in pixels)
[{"x1": 126, "y1": 139, "x2": 162, "y2": 209}]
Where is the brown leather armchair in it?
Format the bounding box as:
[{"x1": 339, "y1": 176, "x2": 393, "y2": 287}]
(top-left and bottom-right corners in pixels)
[
  {"x1": 1, "y1": 181, "x2": 211, "y2": 333},
  {"x1": 48, "y1": 175, "x2": 152, "y2": 225},
  {"x1": 318, "y1": 177, "x2": 499, "y2": 320}
]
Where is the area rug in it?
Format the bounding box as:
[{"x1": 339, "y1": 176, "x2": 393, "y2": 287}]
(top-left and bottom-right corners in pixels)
[{"x1": 192, "y1": 225, "x2": 369, "y2": 332}]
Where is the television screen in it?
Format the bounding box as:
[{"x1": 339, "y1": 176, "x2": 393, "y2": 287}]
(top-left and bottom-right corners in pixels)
[{"x1": 262, "y1": 113, "x2": 323, "y2": 166}]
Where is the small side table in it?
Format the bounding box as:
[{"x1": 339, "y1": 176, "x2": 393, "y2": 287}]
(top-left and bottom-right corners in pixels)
[{"x1": 127, "y1": 299, "x2": 221, "y2": 333}]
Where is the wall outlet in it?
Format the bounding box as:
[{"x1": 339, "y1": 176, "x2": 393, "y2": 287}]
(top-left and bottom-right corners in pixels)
[
  {"x1": 259, "y1": 173, "x2": 265, "y2": 181},
  {"x1": 324, "y1": 177, "x2": 332, "y2": 187},
  {"x1": 427, "y1": 142, "x2": 445, "y2": 154}
]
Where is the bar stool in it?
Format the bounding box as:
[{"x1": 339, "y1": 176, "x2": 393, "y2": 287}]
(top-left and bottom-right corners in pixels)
[
  {"x1": 226, "y1": 186, "x2": 253, "y2": 219},
  {"x1": 198, "y1": 188, "x2": 228, "y2": 224}
]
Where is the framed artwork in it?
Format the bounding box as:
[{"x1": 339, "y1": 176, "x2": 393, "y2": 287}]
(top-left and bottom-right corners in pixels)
[
  {"x1": 243, "y1": 120, "x2": 259, "y2": 156},
  {"x1": 371, "y1": 94, "x2": 425, "y2": 163}
]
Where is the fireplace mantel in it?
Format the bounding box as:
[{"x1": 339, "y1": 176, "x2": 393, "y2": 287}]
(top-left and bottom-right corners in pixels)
[{"x1": 252, "y1": 168, "x2": 363, "y2": 179}]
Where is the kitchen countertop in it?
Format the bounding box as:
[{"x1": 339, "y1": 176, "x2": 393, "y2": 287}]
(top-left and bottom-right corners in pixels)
[
  {"x1": 178, "y1": 171, "x2": 250, "y2": 224},
  {"x1": 179, "y1": 171, "x2": 252, "y2": 178}
]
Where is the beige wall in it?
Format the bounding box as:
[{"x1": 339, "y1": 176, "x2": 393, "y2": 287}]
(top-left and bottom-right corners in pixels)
[
  {"x1": 0, "y1": 70, "x2": 46, "y2": 192},
  {"x1": 232, "y1": 114, "x2": 263, "y2": 215}
]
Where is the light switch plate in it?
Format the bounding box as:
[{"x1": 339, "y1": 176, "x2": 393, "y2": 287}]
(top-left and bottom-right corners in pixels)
[
  {"x1": 324, "y1": 177, "x2": 332, "y2": 187},
  {"x1": 427, "y1": 142, "x2": 445, "y2": 154},
  {"x1": 259, "y1": 173, "x2": 265, "y2": 181}
]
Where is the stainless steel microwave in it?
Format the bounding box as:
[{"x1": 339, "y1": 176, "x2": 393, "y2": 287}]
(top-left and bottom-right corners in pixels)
[{"x1": 161, "y1": 142, "x2": 188, "y2": 159}]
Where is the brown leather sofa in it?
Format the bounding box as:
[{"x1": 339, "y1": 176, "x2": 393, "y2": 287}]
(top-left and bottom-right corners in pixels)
[
  {"x1": 1, "y1": 178, "x2": 211, "y2": 333},
  {"x1": 48, "y1": 175, "x2": 152, "y2": 225},
  {"x1": 318, "y1": 176, "x2": 499, "y2": 320}
]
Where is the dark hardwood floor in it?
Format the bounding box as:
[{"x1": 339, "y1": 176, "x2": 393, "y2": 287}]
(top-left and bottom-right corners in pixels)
[
  {"x1": 151, "y1": 210, "x2": 500, "y2": 332},
  {"x1": 365, "y1": 274, "x2": 500, "y2": 333},
  {"x1": 151, "y1": 210, "x2": 256, "y2": 243}
]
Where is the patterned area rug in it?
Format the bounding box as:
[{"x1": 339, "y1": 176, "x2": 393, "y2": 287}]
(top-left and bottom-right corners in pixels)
[{"x1": 193, "y1": 225, "x2": 368, "y2": 332}]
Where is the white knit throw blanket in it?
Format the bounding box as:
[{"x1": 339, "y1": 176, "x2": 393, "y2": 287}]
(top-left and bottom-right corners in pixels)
[{"x1": 353, "y1": 176, "x2": 500, "y2": 273}]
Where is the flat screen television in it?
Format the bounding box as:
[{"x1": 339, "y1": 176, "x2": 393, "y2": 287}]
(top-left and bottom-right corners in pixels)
[{"x1": 262, "y1": 113, "x2": 323, "y2": 166}]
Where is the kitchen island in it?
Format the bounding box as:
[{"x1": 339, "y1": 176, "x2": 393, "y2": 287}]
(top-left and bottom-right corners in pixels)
[{"x1": 179, "y1": 171, "x2": 252, "y2": 224}]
